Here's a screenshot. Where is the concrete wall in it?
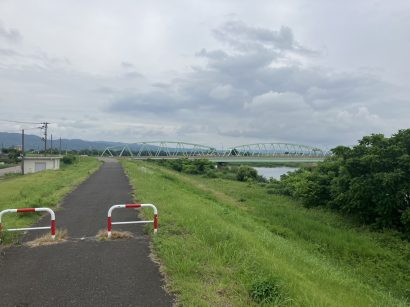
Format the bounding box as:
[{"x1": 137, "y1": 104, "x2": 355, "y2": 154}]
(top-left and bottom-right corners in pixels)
[{"x1": 23, "y1": 158, "x2": 61, "y2": 174}]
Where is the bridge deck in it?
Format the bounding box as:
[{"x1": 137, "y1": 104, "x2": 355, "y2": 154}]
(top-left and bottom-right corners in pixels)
[{"x1": 130, "y1": 156, "x2": 325, "y2": 163}]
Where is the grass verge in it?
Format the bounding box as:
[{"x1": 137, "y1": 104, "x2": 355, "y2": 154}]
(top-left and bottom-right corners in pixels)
[
  {"x1": 122, "y1": 159, "x2": 409, "y2": 307},
  {"x1": 0, "y1": 157, "x2": 101, "y2": 244}
]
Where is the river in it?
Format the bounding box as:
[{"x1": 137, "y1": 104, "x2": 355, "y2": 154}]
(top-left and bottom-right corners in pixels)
[{"x1": 253, "y1": 167, "x2": 298, "y2": 180}]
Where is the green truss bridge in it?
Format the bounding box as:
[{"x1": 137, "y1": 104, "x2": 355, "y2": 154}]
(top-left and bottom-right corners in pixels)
[{"x1": 101, "y1": 141, "x2": 330, "y2": 163}]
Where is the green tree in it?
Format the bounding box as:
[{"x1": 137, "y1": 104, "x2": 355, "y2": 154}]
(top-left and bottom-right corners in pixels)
[{"x1": 279, "y1": 129, "x2": 410, "y2": 235}]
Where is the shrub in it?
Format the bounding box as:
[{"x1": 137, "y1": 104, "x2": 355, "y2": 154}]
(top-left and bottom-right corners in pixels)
[
  {"x1": 401, "y1": 207, "x2": 410, "y2": 235},
  {"x1": 62, "y1": 155, "x2": 77, "y2": 165},
  {"x1": 204, "y1": 170, "x2": 218, "y2": 178},
  {"x1": 169, "y1": 159, "x2": 183, "y2": 172},
  {"x1": 280, "y1": 129, "x2": 410, "y2": 235},
  {"x1": 236, "y1": 165, "x2": 258, "y2": 181},
  {"x1": 161, "y1": 158, "x2": 215, "y2": 175},
  {"x1": 182, "y1": 164, "x2": 198, "y2": 174}
]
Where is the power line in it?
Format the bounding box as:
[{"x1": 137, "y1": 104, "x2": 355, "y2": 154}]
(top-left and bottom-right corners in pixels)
[
  {"x1": 1, "y1": 120, "x2": 57, "y2": 156},
  {"x1": 1, "y1": 127, "x2": 40, "y2": 133},
  {"x1": 0, "y1": 119, "x2": 43, "y2": 125}
]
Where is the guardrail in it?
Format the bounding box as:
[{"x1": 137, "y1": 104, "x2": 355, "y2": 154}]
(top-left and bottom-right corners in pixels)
[
  {"x1": 107, "y1": 204, "x2": 158, "y2": 238},
  {"x1": 0, "y1": 207, "x2": 56, "y2": 239}
]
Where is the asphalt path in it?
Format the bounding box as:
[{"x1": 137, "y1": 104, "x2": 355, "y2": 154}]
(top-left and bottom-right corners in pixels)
[
  {"x1": 0, "y1": 165, "x2": 21, "y2": 177},
  {"x1": 0, "y1": 159, "x2": 173, "y2": 306}
]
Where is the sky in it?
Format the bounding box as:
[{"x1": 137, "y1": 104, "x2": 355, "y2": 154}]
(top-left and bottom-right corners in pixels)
[{"x1": 0, "y1": 0, "x2": 409, "y2": 149}]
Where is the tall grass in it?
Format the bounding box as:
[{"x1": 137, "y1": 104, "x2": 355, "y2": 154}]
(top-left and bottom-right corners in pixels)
[
  {"x1": 0, "y1": 157, "x2": 100, "y2": 240},
  {"x1": 122, "y1": 160, "x2": 409, "y2": 306}
]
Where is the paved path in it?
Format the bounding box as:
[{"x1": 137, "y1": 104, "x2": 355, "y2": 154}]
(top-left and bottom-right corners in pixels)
[
  {"x1": 0, "y1": 165, "x2": 21, "y2": 177},
  {"x1": 0, "y1": 160, "x2": 173, "y2": 306}
]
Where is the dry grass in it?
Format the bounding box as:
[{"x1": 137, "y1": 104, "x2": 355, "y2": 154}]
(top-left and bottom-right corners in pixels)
[
  {"x1": 96, "y1": 229, "x2": 134, "y2": 241},
  {"x1": 25, "y1": 229, "x2": 68, "y2": 247}
]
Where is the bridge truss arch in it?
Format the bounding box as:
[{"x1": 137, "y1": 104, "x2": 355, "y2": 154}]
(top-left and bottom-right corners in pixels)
[
  {"x1": 226, "y1": 143, "x2": 330, "y2": 158},
  {"x1": 135, "y1": 141, "x2": 218, "y2": 158},
  {"x1": 101, "y1": 141, "x2": 330, "y2": 160},
  {"x1": 101, "y1": 141, "x2": 218, "y2": 158}
]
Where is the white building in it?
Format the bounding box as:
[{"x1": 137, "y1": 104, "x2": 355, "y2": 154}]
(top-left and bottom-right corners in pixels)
[{"x1": 23, "y1": 156, "x2": 63, "y2": 174}]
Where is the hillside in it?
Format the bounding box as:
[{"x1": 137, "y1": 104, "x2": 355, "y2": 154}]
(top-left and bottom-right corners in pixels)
[{"x1": 0, "y1": 132, "x2": 125, "y2": 151}]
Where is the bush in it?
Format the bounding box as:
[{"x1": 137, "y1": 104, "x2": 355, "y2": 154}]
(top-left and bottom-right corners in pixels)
[
  {"x1": 169, "y1": 159, "x2": 183, "y2": 172},
  {"x1": 62, "y1": 155, "x2": 77, "y2": 165},
  {"x1": 236, "y1": 165, "x2": 258, "y2": 181},
  {"x1": 1, "y1": 148, "x2": 20, "y2": 163},
  {"x1": 204, "y1": 170, "x2": 218, "y2": 178},
  {"x1": 182, "y1": 164, "x2": 198, "y2": 174},
  {"x1": 280, "y1": 129, "x2": 410, "y2": 235},
  {"x1": 400, "y1": 207, "x2": 410, "y2": 235},
  {"x1": 159, "y1": 158, "x2": 216, "y2": 176}
]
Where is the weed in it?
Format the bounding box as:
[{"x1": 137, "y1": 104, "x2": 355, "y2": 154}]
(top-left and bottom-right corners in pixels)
[
  {"x1": 96, "y1": 229, "x2": 134, "y2": 241},
  {"x1": 0, "y1": 231, "x2": 21, "y2": 245},
  {"x1": 249, "y1": 278, "x2": 287, "y2": 305},
  {"x1": 26, "y1": 229, "x2": 68, "y2": 247}
]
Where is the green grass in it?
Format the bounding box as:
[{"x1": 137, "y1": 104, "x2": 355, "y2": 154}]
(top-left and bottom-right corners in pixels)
[
  {"x1": 0, "y1": 157, "x2": 101, "y2": 243},
  {"x1": 122, "y1": 160, "x2": 410, "y2": 306}
]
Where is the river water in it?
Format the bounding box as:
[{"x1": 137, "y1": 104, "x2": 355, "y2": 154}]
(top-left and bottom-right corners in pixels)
[{"x1": 253, "y1": 167, "x2": 298, "y2": 180}]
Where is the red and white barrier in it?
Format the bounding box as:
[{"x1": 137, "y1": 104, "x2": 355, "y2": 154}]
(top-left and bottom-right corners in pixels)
[
  {"x1": 0, "y1": 207, "x2": 56, "y2": 239},
  {"x1": 107, "y1": 204, "x2": 158, "y2": 238}
]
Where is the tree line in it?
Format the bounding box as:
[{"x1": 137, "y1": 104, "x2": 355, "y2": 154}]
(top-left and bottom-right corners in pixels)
[{"x1": 273, "y1": 129, "x2": 410, "y2": 236}]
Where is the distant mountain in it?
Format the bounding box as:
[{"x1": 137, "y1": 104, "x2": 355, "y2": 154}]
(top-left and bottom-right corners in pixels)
[{"x1": 0, "y1": 132, "x2": 127, "y2": 151}]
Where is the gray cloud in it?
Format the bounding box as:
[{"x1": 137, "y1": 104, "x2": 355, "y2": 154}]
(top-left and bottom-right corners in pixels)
[
  {"x1": 0, "y1": 21, "x2": 22, "y2": 43},
  {"x1": 121, "y1": 61, "x2": 135, "y2": 69},
  {"x1": 108, "y1": 92, "x2": 184, "y2": 114},
  {"x1": 120, "y1": 61, "x2": 143, "y2": 79},
  {"x1": 0, "y1": 48, "x2": 21, "y2": 56},
  {"x1": 106, "y1": 20, "x2": 408, "y2": 146},
  {"x1": 124, "y1": 71, "x2": 143, "y2": 79},
  {"x1": 1, "y1": 2, "x2": 409, "y2": 148},
  {"x1": 213, "y1": 21, "x2": 297, "y2": 52}
]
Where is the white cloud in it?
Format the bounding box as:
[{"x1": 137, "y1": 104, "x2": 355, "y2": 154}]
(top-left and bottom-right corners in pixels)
[{"x1": 245, "y1": 91, "x2": 307, "y2": 112}]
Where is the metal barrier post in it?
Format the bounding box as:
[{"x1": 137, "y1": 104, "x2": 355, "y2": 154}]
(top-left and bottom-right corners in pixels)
[
  {"x1": 107, "y1": 204, "x2": 158, "y2": 238},
  {"x1": 0, "y1": 207, "x2": 56, "y2": 239}
]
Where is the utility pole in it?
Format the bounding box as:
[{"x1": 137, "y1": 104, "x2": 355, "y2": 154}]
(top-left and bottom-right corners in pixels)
[
  {"x1": 41, "y1": 122, "x2": 49, "y2": 156},
  {"x1": 51, "y1": 134, "x2": 53, "y2": 154},
  {"x1": 21, "y1": 129, "x2": 25, "y2": 175},
  {"x1": 59, "y1": 137, "x2": 62, "y2": 155}
]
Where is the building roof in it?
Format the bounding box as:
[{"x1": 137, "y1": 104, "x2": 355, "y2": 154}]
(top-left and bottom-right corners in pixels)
[{"x1": 24, "y1": 156, "x2": 63, "y2": 160}]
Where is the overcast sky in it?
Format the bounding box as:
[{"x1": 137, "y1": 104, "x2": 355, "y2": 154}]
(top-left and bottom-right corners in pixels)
[{"x1": 0, "y1": 0, "x2": 409, "y2": 148}]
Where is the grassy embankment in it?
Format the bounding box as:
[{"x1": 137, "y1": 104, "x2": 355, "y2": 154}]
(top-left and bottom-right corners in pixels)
[
  {"x1": 0, "y1": 157, "x2": 101, "y2": 243},
  {"x1": 122, "y1": 160, "x2": 409, "y2": 306}
]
